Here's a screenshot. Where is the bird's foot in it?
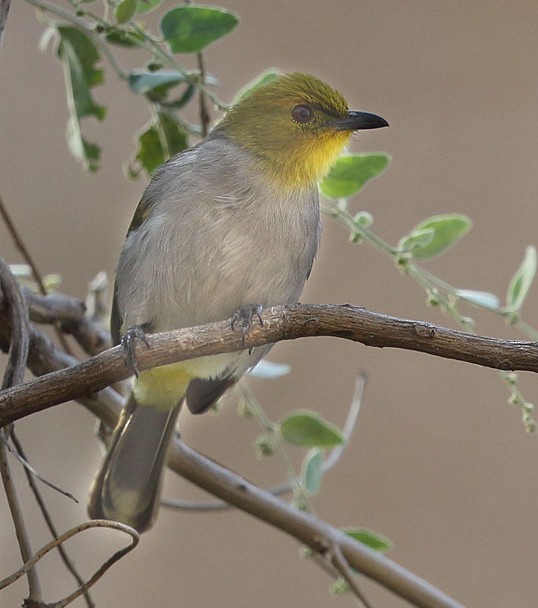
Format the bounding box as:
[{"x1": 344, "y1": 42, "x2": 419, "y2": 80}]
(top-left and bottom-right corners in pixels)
[
  {"x1": 121, "y1": 325, "x2": 151, "y2": 377},
  {"x1": 231, "y1": 304, "x2": 263, "y2": 346}
]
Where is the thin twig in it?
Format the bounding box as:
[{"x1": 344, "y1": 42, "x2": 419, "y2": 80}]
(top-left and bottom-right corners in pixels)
[
  {"x1": 163, "y1": 371, "x2": 366, "y2": 511},
  {"x1": 195, "y1": 52, "x2": 210, "y2": 136},
  {"x1": 329, "y1": 539, "x2": 375, "y2": 608},
  {"x1": 0, "y1": 440, "x2": 43, "y2": 600},
  {"x1": 0, "y1": 196, "x2": 46, "y2": 298},
  {"x1": 0, "y1": 519, "x2": 139, "y2": 607},
  {"x1": 183, "y1": 0, "x2": 211, "y2": 136},
  {"x1": 10, "y1": 431, "x2": 94, "y2": 608},
  {"x1": 3, "y1": 432, "x2": 78, "y2": 502},
  {"x1": 239, "y1": 379, "x2": 313, "y2": 510},
  {"x1": 0, "y1": 255, "x2": 41, "y2": 601}
]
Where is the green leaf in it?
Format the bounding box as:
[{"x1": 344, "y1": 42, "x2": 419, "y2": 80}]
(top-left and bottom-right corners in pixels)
[
  {"x1": 137, "y1": 0, "x2": 161, "y2": 13},
  {"x1": 56, "y1": 26, "x2": 105, "y2": 118},
  {"x1": 168, "y1": 83, "x2": 196, "y2": 109},
  {"x1": 158, "y1": 111, "x2": 188, "y2": 156},
  {"x1": 403, "y1": 214, "x2": 472, "y2": 260},
  {"x1": 320, "y1": 153, "x2": 390, "y2": 199},
  {"x1": 129, "y1": 112, "x2": 188, "y2": 177},
  {"x1": 398, "y1": 228, "x2": 435, "y2": 253},
  {"x1": 302, "y1": 448, "x2": 324, "y2": 495},
  {"x1": 66, "y1": 114, "x2": 101, "y2": 172},
  {"x1": 344, "y1": 528, "x2": 392, "y2": 553},
  {"x1": 129, "y1": 125, "x2": 162, "y2": 176},
  {"x1": 279, "y1": 410, "x2": 345, "y2": 448},
  {"x1": 115, "y1": 0, "x2": 139, "y2": 23},
  {"x1": 506, "y1": 246, "x2": 537, "y2": 311},
  {"x1": 456, "y1": 289, "x2": 500, "y2": 310},
  {"x1": 161, "y1": 5, "x2": 238, "y2": 53},
  {"x1": 105, "y1": 28, "x2": 145, "y2": 47},
  {"x1": 55, "y1": 26, "x2": 105, "y2": 171},
  {"x1": 128, "y1": 69, "x2": 187, "y2": 94}
]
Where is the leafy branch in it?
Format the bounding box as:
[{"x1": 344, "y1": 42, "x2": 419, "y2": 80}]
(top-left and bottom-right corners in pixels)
[
  {"x1": 28, "y1": 0, "x2": 237, "y2": 172},
  {"x1": 320, "y1": 154, "x2": 537, "y2": 430}
]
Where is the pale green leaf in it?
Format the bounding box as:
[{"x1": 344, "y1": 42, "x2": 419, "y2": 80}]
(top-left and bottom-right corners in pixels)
[
  {"x1": 456, "y1": 289, "x2": 500, "y2": 309},
  {"x1": 302, "y1": 448, "x2": 324, "y2": 495},
  {"x1": 397, "y1": 228, "x2": 435, "y2": 253},
  {"x1": 404, "y1": 214, "x2": 472, "y2": 260},
  {"x1": 66, "y1": 114, "x2": 101, "y2": 172},
  {"x1": 56, "y1": 26, "x2": 105, "y2": 119},
  {"x1": 55, "y1": 26, "x2": 105, "y2": 171},
  {"x1": 128, "y1": 69, "x2": 186, "y2": 94},
  {"x1": 9, "y1": 264, "x2": 32, "y2": 277},
  {"x1": 161, "y1": 5, "x2": 238, "y2": 53},
  {"x1": 279, "y1": 410, "x2": 345, "y2": 448},
  {"x1": 248, "y1": 360, "x2": 291, "y2": 379},
  {"x1": 320, "y1": 154, "x2": 390, "y2": 199},
  {"x1": 506, "y1": 246, "x2": 537, "y2": 311}
]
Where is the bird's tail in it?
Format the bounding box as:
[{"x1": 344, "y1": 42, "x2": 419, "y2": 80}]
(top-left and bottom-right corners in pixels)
[{"x1": 88, "y1": 393, "x2": 180, "y2": 533}]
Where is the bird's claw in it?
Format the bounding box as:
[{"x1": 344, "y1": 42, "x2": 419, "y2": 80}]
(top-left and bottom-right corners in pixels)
[
  {"x1": 121, "y1": 325, "x2": 150, "y2": 377},
  {"x1": 231, "y1": 305, "x2": 263, "y2": 348}
]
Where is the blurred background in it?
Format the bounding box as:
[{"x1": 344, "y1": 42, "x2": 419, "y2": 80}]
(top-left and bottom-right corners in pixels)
[{"x1": 1, "y1": 1, "x2": 538, "y2": 606}]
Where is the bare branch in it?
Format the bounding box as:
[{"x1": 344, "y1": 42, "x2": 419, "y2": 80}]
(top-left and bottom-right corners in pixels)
[
  {"x1": 1, "y1": 303, "x2": 538, "y2": 427},
  {"x1": 9, "y1": 431, "x2": 94, "y2": 608},
  {"x1": 0, "y1": 519, "x2": 139, "y2": 607},
  {"x1": 329, "y1": 538, "x2": 375, "y2": 608},
  {"x1": 24, "y1": 289, "x2": 111, "y2": 356},
  {"x1": 168, "y1": 437, "x2": 466, "y2": 608},
  {"x1": 0, "y1": 255, "x2": 42, "y2": 601}
]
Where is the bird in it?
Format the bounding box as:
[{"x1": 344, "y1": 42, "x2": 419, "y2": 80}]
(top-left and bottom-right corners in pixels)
[{"x1": 88, "y1": 72, "x2": 388, "y2": 533}]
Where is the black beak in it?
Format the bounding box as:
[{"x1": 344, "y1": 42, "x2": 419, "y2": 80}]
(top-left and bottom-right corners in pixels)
[{"x1": 332, "y1": 110, "x2": 389, "y2": 131}]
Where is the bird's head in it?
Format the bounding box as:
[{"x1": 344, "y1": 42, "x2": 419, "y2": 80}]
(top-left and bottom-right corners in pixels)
[{"x1": 216, "y1": 72, "x2": 388, "y2": 190}]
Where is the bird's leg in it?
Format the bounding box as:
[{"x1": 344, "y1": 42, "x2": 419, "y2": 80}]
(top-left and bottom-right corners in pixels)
[
  {"x1": 121, "y1": 324, "x2": 151, "y2": 377},
  {"x1": 231, "y1": 304, "x2": 263, "y2": 350},
  {"x1": 231, "y1": 304, "x2": 263, "y2": 332}
]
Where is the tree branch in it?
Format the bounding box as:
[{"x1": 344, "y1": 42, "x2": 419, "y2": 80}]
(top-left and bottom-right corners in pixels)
[
  {"x1": 1, "y1": 303, "x2": 538, "y2": 426},
  {"x1": 0, "y1": 286, "x2": 481, "y2": 607},
  {"x1": 0, "y1": 255, "x2": 42, "y2": 602},
  {"x1": 168, "y1": 437, "x2": 466, "y2": 608}
]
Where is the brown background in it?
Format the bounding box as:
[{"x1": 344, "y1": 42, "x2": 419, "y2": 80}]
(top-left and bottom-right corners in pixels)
[{"x1": 1, "y1": 1, "x2": 537, "y2": 607}]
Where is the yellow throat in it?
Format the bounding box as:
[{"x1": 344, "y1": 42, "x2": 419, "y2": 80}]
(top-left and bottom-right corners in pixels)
[{"x1": 217, "y1": 73, "x2": 360, "y2": 189}]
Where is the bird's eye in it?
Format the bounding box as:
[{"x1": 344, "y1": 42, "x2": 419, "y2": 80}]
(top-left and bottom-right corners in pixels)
[{"x1": 291, "y1": 104, "x2": 314, "y2": 124}]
